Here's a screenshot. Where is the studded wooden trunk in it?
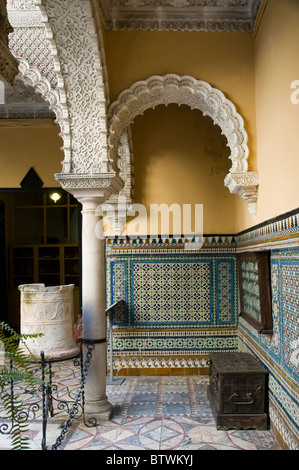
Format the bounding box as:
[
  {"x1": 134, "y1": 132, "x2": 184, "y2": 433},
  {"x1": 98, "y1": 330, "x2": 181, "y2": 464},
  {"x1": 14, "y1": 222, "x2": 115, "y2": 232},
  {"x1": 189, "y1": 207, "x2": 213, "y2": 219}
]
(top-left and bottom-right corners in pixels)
[{"x1": 208, "y1": 352, "x2": 268, "y2": 430}]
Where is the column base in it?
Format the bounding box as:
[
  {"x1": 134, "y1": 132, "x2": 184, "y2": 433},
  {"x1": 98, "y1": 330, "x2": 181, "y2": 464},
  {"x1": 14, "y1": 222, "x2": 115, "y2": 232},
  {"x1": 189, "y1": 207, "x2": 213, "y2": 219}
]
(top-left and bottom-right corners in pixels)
[{"x1": 84, "y1": 397, "x2": 114, "y2": 423}]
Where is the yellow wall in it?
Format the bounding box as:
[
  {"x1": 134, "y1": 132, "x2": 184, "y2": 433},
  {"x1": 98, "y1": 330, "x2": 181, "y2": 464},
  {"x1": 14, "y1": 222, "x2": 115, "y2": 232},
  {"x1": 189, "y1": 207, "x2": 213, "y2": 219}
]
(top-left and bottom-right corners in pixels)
[
  {"x1": 0, "y1": 120, "x2": 64, "y2": 188},
  {"x1": 104, "y1": 29, "x2": 257, "y2": 234},
  {"x1": 130, "y1": 104, "x2": 238, "y2": 234},
  {"x1": 2, "y1": 3, "x2": 298, "y2": 233},
  {"x1": 252, "y1": 0, "x2": 299, "y2": 226}
]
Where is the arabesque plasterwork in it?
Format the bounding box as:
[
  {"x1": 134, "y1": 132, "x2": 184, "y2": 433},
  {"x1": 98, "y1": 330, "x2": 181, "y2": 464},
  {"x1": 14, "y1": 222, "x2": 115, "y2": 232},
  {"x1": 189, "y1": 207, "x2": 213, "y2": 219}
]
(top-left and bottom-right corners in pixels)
[
  {"x1": 97, "y1": 0, "x2": 261, "y2": 32},
  {"x1": 0, "y1": 0, "x2": 18, "y2": 85},
  {"x1": 35, "y1": 0, "x2": 111, "y2": 176},
  {"x1": 7, "y1": 0, "x2": 122, "y2": 196},
  {"x1": 6, "y1": 0, "x2": 258, "y2": 216},
  {"x1": 108, "y1": 74, "x2": 259, "y2": 217}
]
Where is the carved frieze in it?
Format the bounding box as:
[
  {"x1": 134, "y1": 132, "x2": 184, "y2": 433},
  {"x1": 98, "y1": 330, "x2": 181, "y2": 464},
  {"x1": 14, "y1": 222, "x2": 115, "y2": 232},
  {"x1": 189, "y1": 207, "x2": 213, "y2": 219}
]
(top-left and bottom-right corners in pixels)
[
  {"x1": 8, "y1": 0, "x2": 112, "y2": 177},
  {"x1": 108, "y1": 74, "x2": 250, "y2": 173},
  {"x1": 97, "y1": 0, "x2": 262, "y2": 31},
  {"x1": 108, "y1": 74, "x2": 258, "y2": 218}
]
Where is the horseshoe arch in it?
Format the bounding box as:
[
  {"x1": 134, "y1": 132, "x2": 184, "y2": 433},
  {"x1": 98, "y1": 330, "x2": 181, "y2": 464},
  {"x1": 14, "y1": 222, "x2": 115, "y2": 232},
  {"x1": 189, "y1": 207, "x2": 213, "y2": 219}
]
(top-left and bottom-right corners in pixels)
[{"x1": 108, "y1": 74, "x2": 259, "y2": 218}]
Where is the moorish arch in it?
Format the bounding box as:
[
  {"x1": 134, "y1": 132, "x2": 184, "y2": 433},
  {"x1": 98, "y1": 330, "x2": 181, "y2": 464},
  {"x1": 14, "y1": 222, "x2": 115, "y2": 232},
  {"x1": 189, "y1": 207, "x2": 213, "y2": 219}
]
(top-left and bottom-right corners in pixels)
[
  {"x1": 7, "y1": 0, "x2": 118, "y2": 181},
  {"x1": 6, "y1": 0, "x2": 123, "y2": 423},
  {"x1": 108, "y1": 74, "x2": 259, "y2": 218}
]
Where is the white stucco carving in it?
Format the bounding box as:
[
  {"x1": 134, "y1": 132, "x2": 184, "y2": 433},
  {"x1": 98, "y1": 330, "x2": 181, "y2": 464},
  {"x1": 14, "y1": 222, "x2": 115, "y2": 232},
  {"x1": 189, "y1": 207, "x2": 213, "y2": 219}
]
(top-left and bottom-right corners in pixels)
[
  {"x1": 7, "y1": 0, "x2": 124, "y2": 200},
  {"x1": 0, "y1": 0, "x2": 18, "y2": 85},
  {"x1": 35, "y1": 0, "x2": 111, "y2": 175},
  {"x1": 108, "y1": 74, "x2": 249, "y2": 171},
  {"x1": 6, "y1": 2, "x2": 258, "y2": 215},
  {"x1": 108, "y1": 74, "x2": 258, "y2": 217},
  {"x1": 224, "y1": 171, "x2": 259, "y2": 218},
  {"x1": 17, "y1": 57, "x2": 72, "y2": 171},
  {"x1": 98, "y1": 0, "x2": 261, "y2": 32}
]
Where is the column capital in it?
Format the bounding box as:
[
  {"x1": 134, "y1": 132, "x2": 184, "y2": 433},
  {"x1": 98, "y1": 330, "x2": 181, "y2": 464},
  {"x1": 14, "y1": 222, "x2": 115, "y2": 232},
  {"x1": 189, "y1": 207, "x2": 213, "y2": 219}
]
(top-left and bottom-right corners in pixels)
[
  {"x1": 55, "y1": 172, "x2": 124, "y2": 205},
  {"x1": 224, "y1": 171, "x2": 259, "y2": 219}
]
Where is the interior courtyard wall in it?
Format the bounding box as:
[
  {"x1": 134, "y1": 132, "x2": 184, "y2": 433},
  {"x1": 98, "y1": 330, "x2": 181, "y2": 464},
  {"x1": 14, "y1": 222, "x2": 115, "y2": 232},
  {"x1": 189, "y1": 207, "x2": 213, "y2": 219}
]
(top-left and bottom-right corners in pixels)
[
  {"x1": 236, "y1": 0, "x2": 299, "y2": 450},
  {"x1": 104, "y1": 29, "x2": 257, "y2": 235},
  {"x1": 130, "y1": 104, "x2": 237, "y2": 235},
  {"x1": 0, "y1": 120, "x2": 63, "y2": 188},
  {"x1": 253, "y1": 0, "x2": 299, "y2": 226},
  {"x1": 103, "y1": 28, "x2": 252, "y2": 383}
]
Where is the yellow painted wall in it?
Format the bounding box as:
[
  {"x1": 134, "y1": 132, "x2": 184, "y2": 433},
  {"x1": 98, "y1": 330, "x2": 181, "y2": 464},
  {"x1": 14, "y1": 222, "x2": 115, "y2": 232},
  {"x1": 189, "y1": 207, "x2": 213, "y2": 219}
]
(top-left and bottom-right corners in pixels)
[
  {"x1": 129, "y1": 104, "x2": 238, "y2": 234},
  {"x1": 0, "y1": 120, "x2": 64, "y2": 188},
  {"x1": 104, "y1": 29, "x2": 257, "y2": 234},
  {"x1": 252, "y1": 0, "x2": 299, "y2": 227},
  {"x1": 1, "y1": 5, "x2": 297, "y2": 234}
]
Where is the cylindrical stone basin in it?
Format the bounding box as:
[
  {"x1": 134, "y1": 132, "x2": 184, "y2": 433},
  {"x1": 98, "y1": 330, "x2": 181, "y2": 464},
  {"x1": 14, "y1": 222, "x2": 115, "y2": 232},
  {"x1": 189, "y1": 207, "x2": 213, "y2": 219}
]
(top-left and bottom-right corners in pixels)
[{"x1": 19, "y1": 283, "x2": 80, "y2": 360}]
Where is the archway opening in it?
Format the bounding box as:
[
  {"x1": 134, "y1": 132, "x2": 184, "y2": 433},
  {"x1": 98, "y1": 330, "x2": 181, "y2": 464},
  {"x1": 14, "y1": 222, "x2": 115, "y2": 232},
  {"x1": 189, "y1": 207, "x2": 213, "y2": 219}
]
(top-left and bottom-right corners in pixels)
[{"x1": 130, "y1": 103, "x2": 238, "y2": 235}]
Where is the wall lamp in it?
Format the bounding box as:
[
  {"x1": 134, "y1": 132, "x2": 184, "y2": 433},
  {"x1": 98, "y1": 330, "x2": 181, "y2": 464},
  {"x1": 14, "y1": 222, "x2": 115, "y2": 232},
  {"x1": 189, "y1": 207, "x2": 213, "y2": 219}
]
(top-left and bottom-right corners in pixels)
[{"x1": 49, "y1": 192, "x2": 61, "y2": 203}]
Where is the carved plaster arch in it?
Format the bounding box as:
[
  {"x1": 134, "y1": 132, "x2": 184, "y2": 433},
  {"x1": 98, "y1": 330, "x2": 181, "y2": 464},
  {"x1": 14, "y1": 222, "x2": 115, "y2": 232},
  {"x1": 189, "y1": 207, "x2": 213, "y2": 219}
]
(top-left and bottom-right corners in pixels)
[
  {"x1": 17, "y1": 57, "x2": 71, "y2": 172},
  {"x1": 34, "y1": 0, "x2": 112, "y2": 175},
  {"x1": 108, "y1": 74, "x2": 259, "y2": 218},
  {"x1": 7, "y1": 0, "x2": 123, "y2": 200}
]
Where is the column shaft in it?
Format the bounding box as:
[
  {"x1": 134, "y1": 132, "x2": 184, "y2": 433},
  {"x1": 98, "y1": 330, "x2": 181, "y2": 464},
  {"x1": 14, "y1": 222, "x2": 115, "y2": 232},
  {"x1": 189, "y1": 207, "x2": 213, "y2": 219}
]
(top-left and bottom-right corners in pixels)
[{"x1": 80, "y1": 197, "x2": 112, "y2": 422}]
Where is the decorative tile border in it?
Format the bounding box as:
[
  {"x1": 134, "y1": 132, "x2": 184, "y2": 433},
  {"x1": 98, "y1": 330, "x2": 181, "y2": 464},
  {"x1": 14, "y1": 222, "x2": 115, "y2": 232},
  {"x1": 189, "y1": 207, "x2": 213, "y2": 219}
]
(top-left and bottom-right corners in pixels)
[
  {"x1": 105, "y1": 208, "x2": 299, "y2": 450},
  {"x1": 236, "y1": 209, "x2": 299, "y2": 252},
  {"x1": 237, "y1": 222, "x2": 299, "y2": 450},
  {"x1": 106, "y1": 234, "x2": 237, "y2": 255}
]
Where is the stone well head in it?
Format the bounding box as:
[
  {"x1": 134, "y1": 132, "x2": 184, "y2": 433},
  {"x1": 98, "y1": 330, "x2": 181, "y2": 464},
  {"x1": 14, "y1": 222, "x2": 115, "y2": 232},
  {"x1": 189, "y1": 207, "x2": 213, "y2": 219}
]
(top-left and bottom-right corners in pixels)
[{"x1": 19, "y1": 283, "x2": 80, "y2": 360}]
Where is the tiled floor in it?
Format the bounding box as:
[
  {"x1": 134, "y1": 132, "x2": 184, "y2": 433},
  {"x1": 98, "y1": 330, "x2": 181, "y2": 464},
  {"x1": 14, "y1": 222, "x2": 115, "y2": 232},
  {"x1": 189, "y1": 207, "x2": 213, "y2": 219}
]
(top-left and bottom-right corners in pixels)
[{"x1": 0, "y1": 360, "x2": 281, "y2": 451}]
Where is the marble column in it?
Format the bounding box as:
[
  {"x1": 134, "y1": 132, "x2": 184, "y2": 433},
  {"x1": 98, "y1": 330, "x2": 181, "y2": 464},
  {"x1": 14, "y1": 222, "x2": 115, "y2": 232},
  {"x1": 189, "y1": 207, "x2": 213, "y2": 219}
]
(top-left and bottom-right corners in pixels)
[
  {"x1": 55, "y1": 173, "x2": 123, "y2": 422},
  {"x1": 78, "y1": 195, "x2": 113, "y2": 422}
]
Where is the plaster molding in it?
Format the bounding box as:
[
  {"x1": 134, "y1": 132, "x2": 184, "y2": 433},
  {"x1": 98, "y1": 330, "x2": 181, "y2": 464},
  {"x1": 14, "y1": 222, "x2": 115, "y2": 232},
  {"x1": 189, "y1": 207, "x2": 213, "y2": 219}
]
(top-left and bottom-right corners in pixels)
[
  {"x1": 109, "y1": 129, "x2": 134, "y2": 200},
  {"x1": 98, "y1": 0, "x2": 261, "y2": 32},
  {"x1": 17, "y1": 57, "x2": 72, "y2": 172},
  {"x1": 108, "y1": 74, "x2": 258, "y2": 218},
  {"x1": 55, "y1": 172, "x2": 124, "y2": 202},
  {"x1": 0, "y1": 75, "x2": 55, "y2": 119},
  {"x1": 102, "y1": 197, "x2": 135, "y2": 236},
  {"x1": 9, "y1": 0, "x2": 111, "y2": 177},
  {"x1": 103, "y1": 130, "x2": 135, "y2": 235},
  {"x1": 224, "y1": 171, "x2": 259, "y2": 218},
  {"x1": 108, "y1": 74, "x2": 249, "y2": 173}
]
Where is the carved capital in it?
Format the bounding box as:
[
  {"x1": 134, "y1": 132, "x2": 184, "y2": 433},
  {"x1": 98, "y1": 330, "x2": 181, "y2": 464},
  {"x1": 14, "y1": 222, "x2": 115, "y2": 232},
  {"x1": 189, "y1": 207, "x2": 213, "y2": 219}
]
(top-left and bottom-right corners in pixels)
[
  {"x1": 55, "y1": 172, "x2": 124, "y2": 203},
  {"x1": 224, "y1": 171, "x2": 259, "y2": 219}
]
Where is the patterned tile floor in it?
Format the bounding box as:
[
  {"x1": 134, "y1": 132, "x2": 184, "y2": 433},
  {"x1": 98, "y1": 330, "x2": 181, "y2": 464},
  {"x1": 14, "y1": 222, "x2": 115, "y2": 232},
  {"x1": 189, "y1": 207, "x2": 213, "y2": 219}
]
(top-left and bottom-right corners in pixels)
[{"x1": 0, "y1": 360, "x2": 281, "y2": 451}]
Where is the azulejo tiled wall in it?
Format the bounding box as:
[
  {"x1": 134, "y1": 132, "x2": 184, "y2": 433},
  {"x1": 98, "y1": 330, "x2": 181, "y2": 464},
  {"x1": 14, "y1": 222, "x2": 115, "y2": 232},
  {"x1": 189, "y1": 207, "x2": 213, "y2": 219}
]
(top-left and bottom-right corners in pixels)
[
  {"x1": 106, "y1": 237, "x2": 239, "y2": 370},
  {"x1": 105, "y1": 210, "x2": 299, "y2": 449},
  {"x1": 237, "y1": 209, "x2": 299, "y2": 450}
]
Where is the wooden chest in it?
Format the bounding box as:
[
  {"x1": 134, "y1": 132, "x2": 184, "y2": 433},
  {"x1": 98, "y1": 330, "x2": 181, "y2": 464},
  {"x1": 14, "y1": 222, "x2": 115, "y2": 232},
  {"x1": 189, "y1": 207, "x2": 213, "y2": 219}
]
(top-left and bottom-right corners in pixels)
[{"x1": 208, "y1": 352, "x2": 268, "y2": 430}]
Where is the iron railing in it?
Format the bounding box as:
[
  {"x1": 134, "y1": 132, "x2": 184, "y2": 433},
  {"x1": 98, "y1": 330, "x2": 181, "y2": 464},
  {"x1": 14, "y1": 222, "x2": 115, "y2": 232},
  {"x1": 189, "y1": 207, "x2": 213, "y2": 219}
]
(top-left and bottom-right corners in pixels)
[{"x1": 0, "y1": 300, "x2": 125, "y2": 450}]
